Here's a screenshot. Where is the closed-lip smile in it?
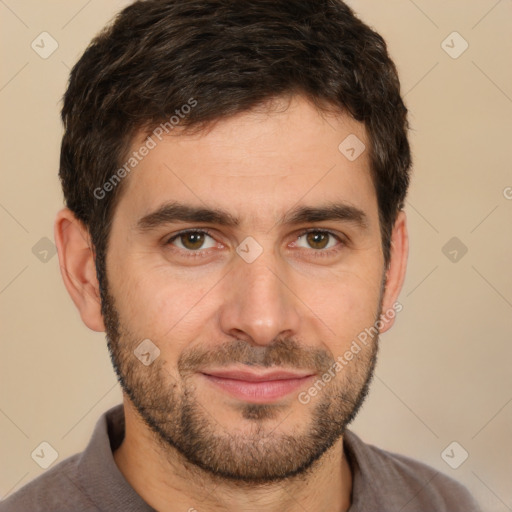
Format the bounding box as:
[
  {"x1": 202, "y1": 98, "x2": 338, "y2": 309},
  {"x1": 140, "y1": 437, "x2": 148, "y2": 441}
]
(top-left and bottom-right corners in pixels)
[{"x1": 200, "y1": 367, "x2": 316, "y2": 403}]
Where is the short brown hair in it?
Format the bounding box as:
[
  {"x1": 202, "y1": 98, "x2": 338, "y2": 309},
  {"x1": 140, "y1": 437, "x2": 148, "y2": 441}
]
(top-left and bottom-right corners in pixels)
[{"x1": 60, "y1": 0, "x2": 411, "y2": 292}]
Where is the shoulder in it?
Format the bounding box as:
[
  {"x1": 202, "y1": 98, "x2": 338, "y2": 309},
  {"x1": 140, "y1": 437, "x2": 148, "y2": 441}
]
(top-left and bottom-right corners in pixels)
[
  {"x1": 0, "y1": 453, "x2": 98, "y2": 512},
  {"x1": 344, "y1": 430, "x2": 482, "y2": 512}
]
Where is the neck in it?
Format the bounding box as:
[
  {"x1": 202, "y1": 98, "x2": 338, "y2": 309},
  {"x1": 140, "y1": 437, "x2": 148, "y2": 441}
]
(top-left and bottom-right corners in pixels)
[{"x1": 114, "y1": 400, "x2": 353, "y2": 512}]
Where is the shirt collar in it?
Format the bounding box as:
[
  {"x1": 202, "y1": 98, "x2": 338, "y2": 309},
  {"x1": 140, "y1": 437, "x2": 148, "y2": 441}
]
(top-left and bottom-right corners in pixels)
[{"x1": 76, "y1": 403, "x2": 155, "y2": 512}]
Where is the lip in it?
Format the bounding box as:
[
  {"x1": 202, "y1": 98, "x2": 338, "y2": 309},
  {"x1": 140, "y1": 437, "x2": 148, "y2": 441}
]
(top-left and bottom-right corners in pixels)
[{"x1": 200, "y1": 368, "x2": 316, "y2": 403}]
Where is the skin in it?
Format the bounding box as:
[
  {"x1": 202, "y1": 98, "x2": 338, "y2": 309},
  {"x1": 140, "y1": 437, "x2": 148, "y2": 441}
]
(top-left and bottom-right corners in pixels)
[{"x1": 54, "y1": 94, "x2": 408, "y2": 512}]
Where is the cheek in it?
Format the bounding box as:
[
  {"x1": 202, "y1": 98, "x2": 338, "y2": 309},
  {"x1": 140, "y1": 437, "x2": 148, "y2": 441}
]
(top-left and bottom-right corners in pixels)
[
  {"x1": 113, "y1": 262, "x2": 215, "y2": 346},
  {"x1": 304, "y1": 267, "x2": 382, "y2": 354}
]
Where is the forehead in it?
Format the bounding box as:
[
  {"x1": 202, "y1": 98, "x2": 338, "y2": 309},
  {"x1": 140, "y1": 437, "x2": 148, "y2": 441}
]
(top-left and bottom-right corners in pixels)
[{"x1": 114, "y1": 95, "x2": 377, "y2": 228}]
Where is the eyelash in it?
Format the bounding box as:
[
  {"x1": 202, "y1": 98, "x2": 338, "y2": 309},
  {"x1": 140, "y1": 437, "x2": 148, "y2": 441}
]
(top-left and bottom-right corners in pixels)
[{"x1": 164, "y1": 228, "x2": 345, "y2": 259}]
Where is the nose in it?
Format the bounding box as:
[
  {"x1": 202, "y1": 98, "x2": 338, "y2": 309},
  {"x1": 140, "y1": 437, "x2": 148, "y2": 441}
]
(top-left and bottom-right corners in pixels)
[{"x1": 218, "y1": 249, "x2": 302, "y2": 346}]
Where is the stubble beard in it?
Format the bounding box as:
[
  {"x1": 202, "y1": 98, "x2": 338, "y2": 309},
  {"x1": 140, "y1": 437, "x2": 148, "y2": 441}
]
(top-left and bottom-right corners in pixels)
[{"x1": 100, "y1": 277, "x2": 381, "y2": 484}]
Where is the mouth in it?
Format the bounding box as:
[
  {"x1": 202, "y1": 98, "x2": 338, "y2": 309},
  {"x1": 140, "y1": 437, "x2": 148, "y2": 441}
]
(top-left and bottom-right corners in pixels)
[{"x1": 199, "y1": 368, "x2": 316, "y2": 403}]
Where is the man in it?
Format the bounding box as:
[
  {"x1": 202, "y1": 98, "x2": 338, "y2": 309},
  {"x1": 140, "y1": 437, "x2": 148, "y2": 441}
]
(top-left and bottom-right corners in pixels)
[{"x1": 1, "y1": 0, "x2": 482, "y2": 511}]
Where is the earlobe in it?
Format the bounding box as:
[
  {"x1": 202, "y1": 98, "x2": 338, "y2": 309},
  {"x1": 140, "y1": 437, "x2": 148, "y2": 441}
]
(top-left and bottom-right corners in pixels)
[
  {"x1": 54, "y1": 208, "x2": 106, "y2": 332},
  {"x1": 379, "y1": 210, "x2": 409, "y2": 334}
]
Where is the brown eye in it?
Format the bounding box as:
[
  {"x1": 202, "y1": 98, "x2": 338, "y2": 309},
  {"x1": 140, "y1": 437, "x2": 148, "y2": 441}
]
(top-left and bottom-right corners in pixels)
[
  {"x1": 305, "y1": 232, "x2": 330, "y2": 250},
  {"x1": 167, "y1": 230, "x2": 216, "y2": 251},
  {"x1": 295, "y1": 230, "x2": 340, "y2": 251},
  {"x1": 180, "y1": 232, "x2": 205, "y2": 250}
]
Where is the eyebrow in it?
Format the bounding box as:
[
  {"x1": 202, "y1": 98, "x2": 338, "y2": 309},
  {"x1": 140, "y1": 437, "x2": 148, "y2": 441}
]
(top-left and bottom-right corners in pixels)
[{"x1": 135, "y1": 200, "x2": 369, "y2": 233}]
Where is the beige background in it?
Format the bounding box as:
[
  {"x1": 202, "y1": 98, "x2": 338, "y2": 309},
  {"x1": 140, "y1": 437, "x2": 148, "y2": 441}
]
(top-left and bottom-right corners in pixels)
[{"x1": 1, "y1": 0, "x2": 511, "y2": 509}]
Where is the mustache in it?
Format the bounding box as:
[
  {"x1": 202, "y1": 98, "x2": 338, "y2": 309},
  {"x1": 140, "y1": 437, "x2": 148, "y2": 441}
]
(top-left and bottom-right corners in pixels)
[{"x1": 177, "y1": 337, "x2": 335, "y2": 375}]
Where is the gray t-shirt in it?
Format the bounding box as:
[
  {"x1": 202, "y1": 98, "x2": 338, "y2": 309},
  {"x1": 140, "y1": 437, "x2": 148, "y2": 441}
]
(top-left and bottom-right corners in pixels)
[{"x1": 0, "y1": 404, "x2": 482, "y2": 511}]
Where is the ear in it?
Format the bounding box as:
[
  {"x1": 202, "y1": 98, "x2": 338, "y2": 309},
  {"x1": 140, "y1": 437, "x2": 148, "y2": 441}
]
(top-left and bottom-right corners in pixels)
[
  {"x1": 54, "y1": 208, "x2": 105, "y2": 332},
  {"x1": 379, "y1": 209, "x2": 408, "y2": 334}
]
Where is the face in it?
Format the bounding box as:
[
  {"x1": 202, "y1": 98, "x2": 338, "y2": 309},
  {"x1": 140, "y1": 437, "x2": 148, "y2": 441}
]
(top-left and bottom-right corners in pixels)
[{"x1": 101, "y1": 95, "x2": 389, "y2": 483}]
